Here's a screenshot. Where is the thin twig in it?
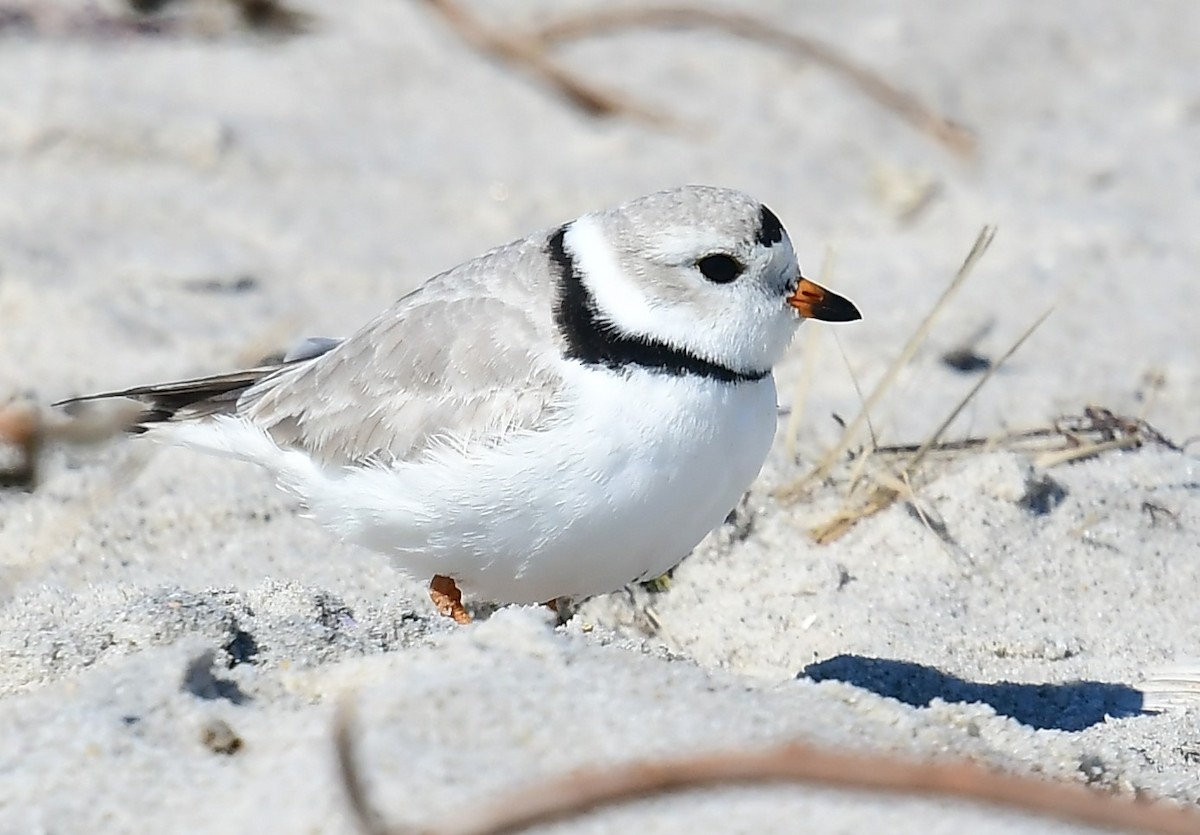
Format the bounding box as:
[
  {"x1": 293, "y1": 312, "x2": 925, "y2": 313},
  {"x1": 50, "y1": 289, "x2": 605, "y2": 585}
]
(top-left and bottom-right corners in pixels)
[
  {"x1": 783, "y1": 325, "x2": 821, "y2": 462},
  {"x1": 419, "y1": 0, "x2": 671, "y2": 125},
  {"x1": 420, "y1": 1, "x2": 975, "y2": 152},
  {"x1": 335, "y1": 701, "x2": 396, "y2": 835},
  {"x1": 1034, "y1": 436, "x2": 1141, "y2": 468},
  {"x1": 807, "y1": 397, "x2": 1178, "y2": 543},
  {"x1": 868, "y1": 408, "x2": 1179, "y2": 459},
  {"x1": 779, "y1": 226, "x2": 995, "y2": 500},
  {"x1": 533, "y1": 6, "x2": 976, "y2": 156},
  {"x1": 335, "y1": 705, "x2": 1200, "y2": 835},
  {"x1": 0, "y1": 402, "x2": 41, "y2": 489},
  {"x1": 783, "y1": 246, "x2": 835, "y2": 461},
  {"x1": 904, "y1": 305, "x2": 1053, "y2": 474},
  {"x1": 808, "y1": 304, "x2": 1050, "y2": 543},
  {"x1": 870, "y1": 427, "x2": 1056, "y2": 456}
]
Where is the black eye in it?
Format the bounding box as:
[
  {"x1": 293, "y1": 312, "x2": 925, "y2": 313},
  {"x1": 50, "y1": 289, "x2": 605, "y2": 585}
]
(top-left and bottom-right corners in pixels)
[{"x1": 696, "y1": 254, "x2": 744, "y2": 284}]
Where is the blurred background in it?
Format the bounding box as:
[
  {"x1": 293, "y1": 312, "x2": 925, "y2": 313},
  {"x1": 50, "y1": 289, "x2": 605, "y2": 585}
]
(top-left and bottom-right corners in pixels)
[
  {"x1": 2, "y1": 5, "x2": 1200, "y2": 832},
  {"x1": 3, "y1": 0, "x2": 1197, "y2": 454}
]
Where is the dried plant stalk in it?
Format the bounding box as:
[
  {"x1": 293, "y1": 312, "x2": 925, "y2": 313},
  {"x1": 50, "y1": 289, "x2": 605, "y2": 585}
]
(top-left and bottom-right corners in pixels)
[
  {"x1": 804, "y1": 301, "x2": 1053, "y2": 543},
  {"x1": 904, "y1": 305, "x2": 1053, "y2": 474},
  {"x1": 420, "y1": 0, "x2": 671, "y2": 125},
  {"x1": 779, "y1": 226, "x2": 996, "y2": 501},
  {"x1": 335, "y1": 703, "x2": 1200, "y2": 835},
  {"x1": 808, "y1": 398, "x2": 1176, "y2": 544},
  {"x1": 533, "y1": 6, "x2": 976, "y2": 156},
  {"x1": 421, "y1": 1, "x2": 975, "y2": 153}
]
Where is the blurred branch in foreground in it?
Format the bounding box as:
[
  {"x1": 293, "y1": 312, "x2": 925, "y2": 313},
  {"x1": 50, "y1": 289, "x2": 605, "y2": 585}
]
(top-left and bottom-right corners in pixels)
[
  {"x1": 421, "y1": 0, "x2": 977, "y2": 157},
  {"x1": 0, "y1": 399, "x2": 142, "y2": 491},
  {"x1": 334, "y1": 699, "x2": 1200, "y2": 835}
]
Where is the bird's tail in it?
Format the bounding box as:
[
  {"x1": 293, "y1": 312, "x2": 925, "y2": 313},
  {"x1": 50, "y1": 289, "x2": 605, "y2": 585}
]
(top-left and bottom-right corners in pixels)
[
  {"x1": 53, "y1": 337, "x2": 342, "y2": 432},
  {"x1": 54, "y1": 365, "x2": 288, "y2": 431}
]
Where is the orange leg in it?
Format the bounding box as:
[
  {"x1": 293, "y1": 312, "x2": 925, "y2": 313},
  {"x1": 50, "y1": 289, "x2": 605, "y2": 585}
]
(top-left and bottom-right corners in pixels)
[{"x1": 429, "y1": 575, "x2": 471, "y2": 624}]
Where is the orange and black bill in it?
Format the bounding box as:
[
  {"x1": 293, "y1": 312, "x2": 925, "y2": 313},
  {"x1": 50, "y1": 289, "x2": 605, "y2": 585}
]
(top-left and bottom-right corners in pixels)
[{"x1": 787, "y1": 277, "x2": 862, "y2": 322}]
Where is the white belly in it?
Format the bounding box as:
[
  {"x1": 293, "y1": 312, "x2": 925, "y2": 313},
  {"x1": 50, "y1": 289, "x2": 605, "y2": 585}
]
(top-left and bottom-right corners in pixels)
[{"x1": 307, "y1": 367, "x2": 779, "y2": 603}]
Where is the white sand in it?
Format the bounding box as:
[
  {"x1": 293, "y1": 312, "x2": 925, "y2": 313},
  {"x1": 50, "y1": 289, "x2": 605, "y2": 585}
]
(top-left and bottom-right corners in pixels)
[{"x1": 1, "y1": 1, "x2": 1198, "y2": 832}]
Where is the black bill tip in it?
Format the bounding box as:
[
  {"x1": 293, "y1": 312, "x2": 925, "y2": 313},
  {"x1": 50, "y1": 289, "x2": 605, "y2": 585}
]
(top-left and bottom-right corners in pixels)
[
  {"x1": 811, "y1": 291, "x2": 862, "y2": 323},
  {"x1": 788, "y1": 278, "x2": 862, "y2": 322}
]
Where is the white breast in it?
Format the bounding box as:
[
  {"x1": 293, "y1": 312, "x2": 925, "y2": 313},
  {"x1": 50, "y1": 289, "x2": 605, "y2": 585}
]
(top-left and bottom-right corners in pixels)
[{"x1": 304, "y1": 365, "x2": 779, "y2": 603}]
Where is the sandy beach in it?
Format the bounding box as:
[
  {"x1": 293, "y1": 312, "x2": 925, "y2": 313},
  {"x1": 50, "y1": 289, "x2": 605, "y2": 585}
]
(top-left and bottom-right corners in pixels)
[{"x1": 2, "y1": 1, "x2": 1199, "y2": 832}]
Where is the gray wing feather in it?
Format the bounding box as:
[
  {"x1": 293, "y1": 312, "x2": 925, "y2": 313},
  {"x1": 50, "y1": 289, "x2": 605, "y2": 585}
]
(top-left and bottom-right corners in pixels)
[
  {"x1": 282, "y1": 336, "x2": 344, "y2": 362},
  {"x1": 237, "y1": 234, "x2": 565, "y2": 467}
]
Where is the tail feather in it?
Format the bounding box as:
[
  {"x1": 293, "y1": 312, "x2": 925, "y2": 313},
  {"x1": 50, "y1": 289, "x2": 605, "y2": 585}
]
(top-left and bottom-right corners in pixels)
[
  {"x1": 54, "y1": 337, "x2": 345, "y2": 431},
  {"x1": 54, "y1": 365, "x2": 287, "y2": 429}
]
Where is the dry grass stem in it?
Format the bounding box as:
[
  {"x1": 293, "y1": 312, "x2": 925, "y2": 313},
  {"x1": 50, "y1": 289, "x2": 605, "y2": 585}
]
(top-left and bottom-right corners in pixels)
[
  {"x1": 779, "y1": 226, "x2": 996, "y2": 501},
  {"x1": 532, "y1": 7, "x2": 976, "y2": 156},
  {"x1": 335, "y1": 704, "x2": 1200, "y2": 835},
  {"x1": 421, "y1": 2, "x2": 975, "y2": 152},
  {"x1": 783, "y1": 246, "x2": 836, "y2": 460},
  {"x1": 872, "y1": 408, "x2": 1178, "y2": 464},
  {"x1": 0, "y1": 401, "x2": 42, "y2": 489},
  {"x1": 1033, "y1": 435, "x2": 1141, "y2": 468},
  {"x1": 334, "y1": 701, "x2": 394, "y2": 835},
  {"x1": 905, "y1": 305, "x2": 1054, "y2": 474},
  {"x1": 808, "y1": 403, "x2": 1179, "y2": 544},
  {"x1": 807, "y1": 304, "x2": 1050, "y2": 544},
  {"x1": 789, "y1": 225, "x2": 1183, "y2": 542},
  {"x1": 0, "y1": 399, "x2": 151, "y2": 490},
  {"x1": 420, "y1": 0, "x2": 672, "y2": 126},
  {"x1": 0, "y1": 320, "x2": 301, "y2": 491},
  {"x1": 783, "y1": 325, "x2": 821, "y2": 462}
]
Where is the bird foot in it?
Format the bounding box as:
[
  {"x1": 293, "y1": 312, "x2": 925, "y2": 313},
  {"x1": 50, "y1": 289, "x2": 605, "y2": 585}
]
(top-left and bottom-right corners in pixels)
[{"x1": 429, "y1": 575, "x2": 471, "y2": 624}]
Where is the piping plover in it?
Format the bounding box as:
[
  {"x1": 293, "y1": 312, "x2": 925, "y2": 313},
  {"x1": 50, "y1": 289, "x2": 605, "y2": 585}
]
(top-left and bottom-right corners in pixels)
[{"x1": 59, "y1": 186, "x2": 860, "y2": 622}]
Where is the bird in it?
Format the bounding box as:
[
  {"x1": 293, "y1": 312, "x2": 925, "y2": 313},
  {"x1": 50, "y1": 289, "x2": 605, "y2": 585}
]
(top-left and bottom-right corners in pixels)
[{"x1": 57, "y1": 185, "x2": 860, "y2": 623}]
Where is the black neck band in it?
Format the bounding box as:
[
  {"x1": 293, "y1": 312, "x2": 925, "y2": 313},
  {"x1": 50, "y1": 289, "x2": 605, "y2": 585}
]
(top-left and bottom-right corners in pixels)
[{"x1": 548, "y1": 225, "x2": 768, "y2": 385}]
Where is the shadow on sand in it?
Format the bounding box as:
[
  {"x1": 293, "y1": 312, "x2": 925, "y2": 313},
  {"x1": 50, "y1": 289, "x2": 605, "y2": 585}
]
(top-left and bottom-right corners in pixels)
[{"x1": 800, "y1": 654, "x2": 1146, "y2": 731}]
